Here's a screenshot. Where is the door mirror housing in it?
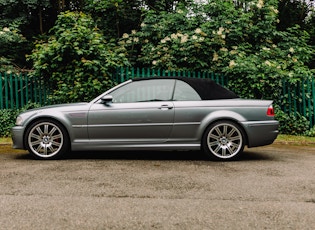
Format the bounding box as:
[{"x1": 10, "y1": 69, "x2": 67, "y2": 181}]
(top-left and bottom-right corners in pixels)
[{"x1": 101, "y1": 95, "x2": 113, "y2": 105}]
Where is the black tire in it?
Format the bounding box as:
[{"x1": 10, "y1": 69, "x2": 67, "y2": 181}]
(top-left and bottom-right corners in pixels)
[
  {"x1": 25, "y1": 119, "x2": 69, "y2": 160},
  {"x1": 202, "y1": 120, "x2": 245, "y2": 161}
]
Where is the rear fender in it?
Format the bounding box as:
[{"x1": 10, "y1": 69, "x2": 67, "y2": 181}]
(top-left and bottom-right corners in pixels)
[{"x1": 197, "y1": 110, "x2": 246, "y2": 139}]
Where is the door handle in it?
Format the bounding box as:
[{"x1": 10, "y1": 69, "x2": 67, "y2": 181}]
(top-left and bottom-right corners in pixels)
[{"x1": 159, "y1": 104, "x2": 174, "y2": 110}]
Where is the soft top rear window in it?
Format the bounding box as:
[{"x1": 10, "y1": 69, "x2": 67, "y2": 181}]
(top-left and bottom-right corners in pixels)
[{"x1": 133, "y1": 77, "x2": 239, "y2": 100}]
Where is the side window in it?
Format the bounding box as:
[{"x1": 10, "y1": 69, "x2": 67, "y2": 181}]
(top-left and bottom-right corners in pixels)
[
  {"x1": 111, "y1": 79, "x2": 175, "y2": 103},
  {"x1": 173, "y1": 80, "x2": 201, "y2": 101}
]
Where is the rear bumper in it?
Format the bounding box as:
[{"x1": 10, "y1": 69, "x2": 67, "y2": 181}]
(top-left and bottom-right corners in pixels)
[
  {"x1": 11, "y1": 126, "x2": 26, "y2": 149},
  {"x1": 241, "y1": 120, "x2": 279, "y2": 148}
]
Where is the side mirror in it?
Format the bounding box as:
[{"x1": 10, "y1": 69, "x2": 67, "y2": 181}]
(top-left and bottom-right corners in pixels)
[{"x1": 101, "y1": 95, "x2": 113, "y2": 105}]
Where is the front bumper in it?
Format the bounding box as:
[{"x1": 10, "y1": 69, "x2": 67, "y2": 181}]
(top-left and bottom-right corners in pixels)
[
  {"x1": 11, "y1": 126, "x2": 26, "y2": 149},
  {"x1": 241, "y1": 120, "x2": 279, "y2": 148}
]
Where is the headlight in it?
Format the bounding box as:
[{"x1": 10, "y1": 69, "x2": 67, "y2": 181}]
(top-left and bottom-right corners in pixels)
[{"x1": 16, "y1": 116, "x2": 23, "y2": 126}]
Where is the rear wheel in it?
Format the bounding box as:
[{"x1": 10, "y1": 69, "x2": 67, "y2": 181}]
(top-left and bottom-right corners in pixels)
[
  {"x1": 25, "y1": 119, "x2": 69, "y2": 160},
  {"x1": 202, "y1": 121, "x2": 245, "y2": 160}
]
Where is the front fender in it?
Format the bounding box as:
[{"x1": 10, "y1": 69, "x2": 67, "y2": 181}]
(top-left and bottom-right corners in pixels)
[{"x1": 22, "y1": 110, "x2": 87, "y2": 144}]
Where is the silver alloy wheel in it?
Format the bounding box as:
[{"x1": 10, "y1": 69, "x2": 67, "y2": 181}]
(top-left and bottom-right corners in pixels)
[
  {"x1": 206, "y1": 122, "x2": 243, "y2": 159},
  {"x1": 27, "y1": 122, "x2": 64, "y2": 158}
]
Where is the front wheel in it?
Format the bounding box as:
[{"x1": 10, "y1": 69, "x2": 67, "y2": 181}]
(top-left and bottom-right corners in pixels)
[
  {"x1": 202, "y1": 121, "x2": 245, "y2": 161},
  {"x1": 25, "y1": 119, "x2": 69, "y2": 160}
]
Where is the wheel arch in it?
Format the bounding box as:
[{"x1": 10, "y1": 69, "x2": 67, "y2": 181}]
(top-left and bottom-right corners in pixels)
[
  {"x1": 202, "y1": 119, "x2": 248, "y2": 145},
  {"x1": 198, "y1": 111, "x2": 249, "y2": 146},
  {"x1": 23, "y1": 116, "x2": 71, "y2": 150}
]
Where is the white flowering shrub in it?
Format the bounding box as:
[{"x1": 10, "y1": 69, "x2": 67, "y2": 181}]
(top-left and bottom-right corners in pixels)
[{"x1": 120, "y1": 0, "x2": 314, "y2": 100}]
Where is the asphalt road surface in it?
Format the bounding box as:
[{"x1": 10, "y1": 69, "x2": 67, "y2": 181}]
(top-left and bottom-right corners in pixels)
[{"x1": 1, "y1": 144, "x2": 315, "y2": 230}]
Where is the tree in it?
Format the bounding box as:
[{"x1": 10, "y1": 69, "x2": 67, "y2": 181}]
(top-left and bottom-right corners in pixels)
[
  {"x1": 83, "y1": 0, "x2": 143, "y2": 39},
  {"x1": 277, "y1": 0, "x2": 310, "y2": 31},
  {"x1": 0, "y1": 27, "x2": 27, "y2": 73},
  {"x1": 0, "y1": 0, "x2": 56, "y2": 36},
  {"x1": 0, "y1": 0, "x2": 89, "y2": 72},
  {"x1": 28, "y1": 11, "x2": 130, "y2": 103},
  {"x1": 0, "y1": 0, "x2": 56, "y2": 71},
  {"x1": 277, "y1": 0, "x2": 315, "y2": 68},
  {"x1": 143, "y1": 0, "x2": 193, "y2": 11},
  {"x1": 305, "y1": 8, "x2": 315, "y2": 67}
]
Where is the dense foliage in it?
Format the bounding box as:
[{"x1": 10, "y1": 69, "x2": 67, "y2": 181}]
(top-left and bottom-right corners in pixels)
[
  {"x1": 0, "y1": 27, "x2": 28, "y2": 73},
  {"x1": 275, "y1": 107, "x2": 310, "y2": 135},
  {"x1": 28, "y1": 12, "x2": 129, "y2": 103},
  {"x1": 0, "y1": 103, "x2": 40, "y2": 137},
  {"x1": 0, "y1": 109, "x2": 20, "y2": 137},
  {"x1": 121, "y1": 0, "x2": 314, "y2": 99},
  {"x1": 83, "y1": 0, "x2": 143, "y2": 39}
]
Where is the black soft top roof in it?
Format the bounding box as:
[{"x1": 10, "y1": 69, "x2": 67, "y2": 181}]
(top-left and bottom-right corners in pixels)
[{"x1": 132, "y1": 77, "x2": 239, "y2": 100}]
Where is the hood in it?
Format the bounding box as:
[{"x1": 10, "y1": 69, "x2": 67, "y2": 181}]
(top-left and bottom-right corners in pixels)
[{"x1": 23, "y1": 102, "x2": 89, "y2": 113}]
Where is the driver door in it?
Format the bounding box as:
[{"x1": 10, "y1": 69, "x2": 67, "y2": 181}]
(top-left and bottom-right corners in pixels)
[{"x1": 87, "y1": 79, "x2": 176, "y2": 145}]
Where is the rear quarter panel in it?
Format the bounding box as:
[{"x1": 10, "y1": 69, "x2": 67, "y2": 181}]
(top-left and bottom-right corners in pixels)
[{"x1": 170, "y1": 99, "x2": 275, "y2": 143}]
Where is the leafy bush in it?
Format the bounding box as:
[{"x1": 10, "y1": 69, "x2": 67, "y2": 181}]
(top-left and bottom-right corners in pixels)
[
  {"x1": 28, "y1": 11, "x2": 130, "y2": 104},
  {"x1": 275, "y1": 108, "x2": 310, "y2": 135},
  {"x1": 0, "y1": 109, "x2": 19, "y2": 137},
  {"x1": 0, "y1": 103, "x2": 40, "y2": 137},
  {"x1": 304, "y1": 126, "x2": 315, "y2": 137}
]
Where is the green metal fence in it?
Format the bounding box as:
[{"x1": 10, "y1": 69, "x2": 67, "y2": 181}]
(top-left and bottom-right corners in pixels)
[
  {"x1": 281, "y1": 78, "x2": 315, "y2": 127},
  {"x1": 0, "y1": 73, "x2": 49, "y2": 109},
  {"x1": 1, "y1": 69, "x2": 315, "y2": 128}
]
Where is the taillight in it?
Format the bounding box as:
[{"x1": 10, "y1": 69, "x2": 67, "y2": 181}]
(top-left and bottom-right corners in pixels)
[{"x1": 267, "y1": 105, "x2": 275, "y2": 116}]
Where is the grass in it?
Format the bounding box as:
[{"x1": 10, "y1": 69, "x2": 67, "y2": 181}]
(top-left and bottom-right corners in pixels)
[
  {"x1": 0, "y1": 137, "x2": 11, "y2": 144},
  {"x1": 0, "y1": 137, "x2": 26, "y2": 154},
  {"x1": 274, "y1": 134, "x2": 315, "y2": 145}
]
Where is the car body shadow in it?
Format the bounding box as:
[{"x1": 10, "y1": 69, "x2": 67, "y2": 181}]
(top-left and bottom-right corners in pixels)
[
  {"x1": 65, "y1": 150, "x2": 207, "y2": 161},
  {"x1": 13, "y1": 149, "x2": 274, "y2": 162},
  {"x1": 65, "y1": 147, "x2": 275, "y2": 161}
]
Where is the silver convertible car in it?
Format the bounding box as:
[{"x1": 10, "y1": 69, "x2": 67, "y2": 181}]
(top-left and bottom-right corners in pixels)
[{"x1": 12, "y1": 77, "x2": 279, "y2": 160}]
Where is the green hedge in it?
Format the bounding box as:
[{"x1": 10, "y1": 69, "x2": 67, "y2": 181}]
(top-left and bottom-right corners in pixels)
[
  {"x1": 0, "y1": 103, "x2": 40, "y2": 137},
  {"x1": 0, "y1": 109, "x2": 20, "y2": 137},
  {"x1": 275, "y1": 107, "x2": 310, "y2": 136}
]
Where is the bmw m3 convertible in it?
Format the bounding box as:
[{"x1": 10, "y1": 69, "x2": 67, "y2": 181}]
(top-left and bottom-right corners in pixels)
[{"x1": 12, "y1": 77, "x2": 279, "y2": 160}]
